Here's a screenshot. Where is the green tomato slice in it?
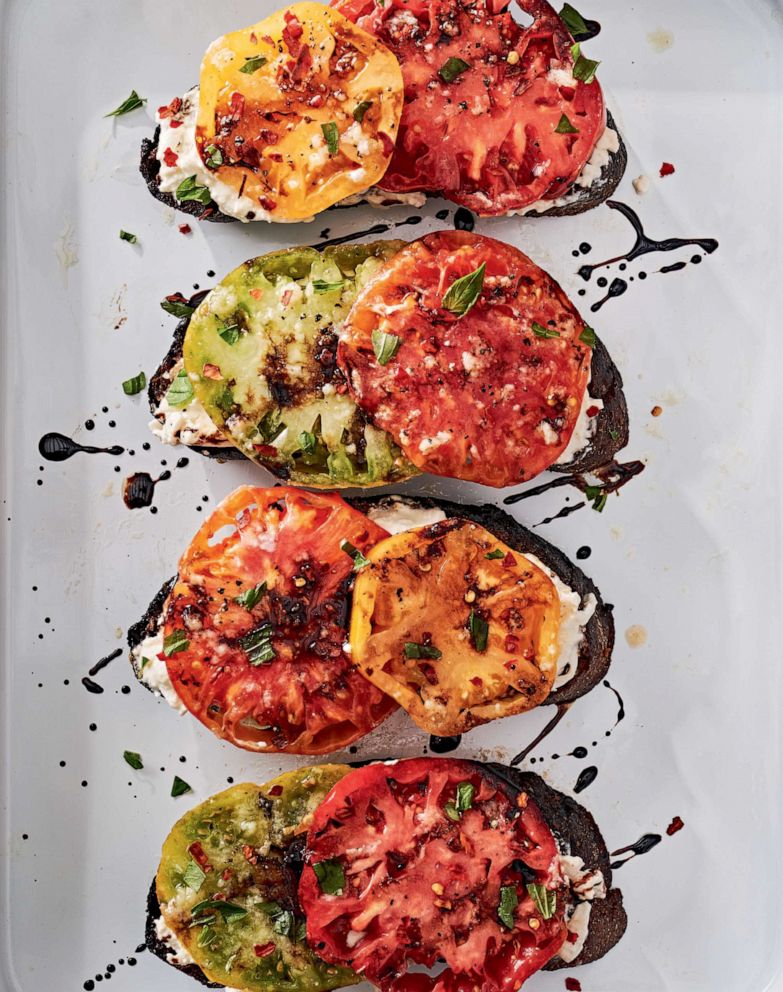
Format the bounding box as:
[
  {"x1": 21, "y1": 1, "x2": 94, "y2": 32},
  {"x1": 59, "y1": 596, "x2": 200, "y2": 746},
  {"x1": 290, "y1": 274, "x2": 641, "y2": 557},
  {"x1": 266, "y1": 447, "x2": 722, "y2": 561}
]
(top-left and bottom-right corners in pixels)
[
  {"x1": 156, "y1": 766, "x2": 356, "y2": 992},
  {"x1": 183, "y1": 241, "x2": 418, "y2": 488}
]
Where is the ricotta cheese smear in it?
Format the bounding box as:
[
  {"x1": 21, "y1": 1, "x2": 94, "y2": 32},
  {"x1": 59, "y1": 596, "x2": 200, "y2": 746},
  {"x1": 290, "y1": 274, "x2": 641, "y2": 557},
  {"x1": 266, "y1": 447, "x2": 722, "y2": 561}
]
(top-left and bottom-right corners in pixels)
[{"x1": 130, "y1": 621, "x2": 188, "y2": 715}]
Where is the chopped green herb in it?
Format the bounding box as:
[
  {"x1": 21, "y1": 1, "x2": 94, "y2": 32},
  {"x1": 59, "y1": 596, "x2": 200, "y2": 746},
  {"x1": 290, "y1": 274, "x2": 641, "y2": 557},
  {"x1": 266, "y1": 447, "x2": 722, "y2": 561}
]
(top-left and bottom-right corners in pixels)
[
  {"x1": 239, "y1": 54, "x2": 268, "y2": 74},
  {"x1": 119, "y1": 230, "x2": 138, "y2": 244},
  {"x1": 571, "y1": 42, "x2": 600, "y2": 84},
  {"x1": 176, "y1": 175, "x2": 212, "y2": 206},
  {"x1": 192, "y1": 899, "x2": 248, "y2": 923},
  {"x1": 313, "y1": 859, "x2": 345, "y2": 895},
  {"x1": 438, "y1": 57, "x2": 470, "y2": 83},
  {"x1": 123, "y1": 750, "x2": 143, "y2": 770},
  {"x1": 214, "y1": 384, "x2": 234, "y2": 416},
  {"x1": 559, "y1": 2, "x2": 589, "y2": 37},
  {"x1": 442, "y1": 263, "x2": 485, "y2": 317},
  {"x1": 160, "y1": 297, "x2": 195, "y2": 319},
  {"x1": 257, "y1": 409, "x2": 285, "y2": 444},
  {"x1": 234, "y1": 582, "x2": 267, "y2": 610},
  {"x1": 163, "y1": 629, "x2": 190, "y2": 657},
  {"x1": 371, "y1": 330, "x2": 402, "y2": 366},
  {"x1": 198, "y1": 926, "x2": 217, "y2": 948},
  {"x1": 295, "y1": 920, "x2": 308, "y2": 942},
  {"x1": 592, "y1": 492, "x2": 608, "y2": 513},
  {"x1": 353, "y1": 100, "x2": 372, "y2": 122},
  {"x1": 485, "y1": 549, "x2": 505, "y2": 560},
  {"x1": 105, "y1": 90, "x2": 146, "y2": 118},
  {"x1": 205, "y1": 144, "x2": 224, "y2": 169},
  {"x1": 140, "y1": 656, "x2": 151, "y2": 670},
  {"x1": 240, "y1": 625, "x2": 275, "y2": 666},
  {"x1": 218, "y1": 323, "x2": 241, "y2": 345},
  {"x1": 404, "y1": 642, "x2": 442, "y2": 660},
  {"x1": 531, "y1": 321, "x2": 561, "y2": 339},
  {"x1": 322, "y1": 122, "x2": 339, "y2": 155},
  {"x1": 313, "y1": 279, "x2": 345, "y2": 293},
  {"x1": 272, "y1": 909, "x2": 295, "y2": 936},
  {"x1": 182, "y1": 858, "x2": 207, "y2": 892},
  {"x1": 468, "y1": 610, "x2": 489, "y2": 652},
  {"x1": 526, "y1": 882, "x2": 557, "y2": 920},
  {"x1": 165, "y1": 370, "x2": 194, "y2": 408},
  {"x1": 554, "y1": 113, "x2": 579, "y2": 134},
  {"x1": 584, "y1": 484, "x2": 607, "y2": 511},
  {"x1": 171, "y1": 776, "x2": 193, "y2": 798},
  {"x1": 341, "y1": 539, "x2": 370, "y2": 572},
  {"x1": 455, "y1": 781, "x2": 475, "y2": 811},
  {"x1": 298, "y1": 431, "x2": 317, "y2": 455},
  {"x1": 498, "y1": 885, "x2": 519, "y2": 930},
  {"x1": 579, "y1": 325, "x2": 596, "y2": 347},
  {"x1": 122, "y1": 372, "x2": 146, "y2": 396}
]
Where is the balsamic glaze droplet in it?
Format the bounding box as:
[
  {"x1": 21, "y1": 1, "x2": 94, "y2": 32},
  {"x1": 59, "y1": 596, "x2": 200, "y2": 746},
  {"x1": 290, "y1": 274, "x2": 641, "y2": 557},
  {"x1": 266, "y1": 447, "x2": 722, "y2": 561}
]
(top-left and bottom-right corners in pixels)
[
  {"x1": 81, "y1": 677, "x2": 104, "y2": 694},
  {"x1": 610, "y1": 832, "x2": 662, "y2": 869},
  {"x1": 429, "y1": 734, "x2": 462, "y2": 754},
  {"x1": 574, "y1": 765, "x2": 598, "y2": 794},
  {"x1": 453, "y1": 208, "x2": 475, "y2": 232},
  {"x1": 314, "y1": 223, "x2": 391, "y2": 249},
  {"x1": 576, "y1": 545, "x2": 592, "y2": 560},
  {"x1": 38, "y1": 433, "x2": 124, "y2": 462},
  {"x1": 435, "y1": 208, "x2": 450, "y2": 220},
  {"x1": 89, "y1": 648, "x2": 122, "y2": 677},
  {"x1": 122, "y1": 473, "x2": 155, "y2": 510}
]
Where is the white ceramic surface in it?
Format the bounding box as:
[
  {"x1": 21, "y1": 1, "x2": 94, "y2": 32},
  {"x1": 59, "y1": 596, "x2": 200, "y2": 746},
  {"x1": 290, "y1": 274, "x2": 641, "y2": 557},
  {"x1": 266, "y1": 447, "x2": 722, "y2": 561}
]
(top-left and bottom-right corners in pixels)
[{"x1": 1, "y1": 1, "x2": 782, "y2": 990}]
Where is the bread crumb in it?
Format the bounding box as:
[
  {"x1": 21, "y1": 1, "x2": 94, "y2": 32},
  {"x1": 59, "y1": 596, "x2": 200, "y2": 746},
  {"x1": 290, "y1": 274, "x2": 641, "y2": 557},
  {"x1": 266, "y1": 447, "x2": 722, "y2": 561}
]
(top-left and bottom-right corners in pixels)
[{"x1": 625, "y1": 625, "x2": 648, "y2": 648}]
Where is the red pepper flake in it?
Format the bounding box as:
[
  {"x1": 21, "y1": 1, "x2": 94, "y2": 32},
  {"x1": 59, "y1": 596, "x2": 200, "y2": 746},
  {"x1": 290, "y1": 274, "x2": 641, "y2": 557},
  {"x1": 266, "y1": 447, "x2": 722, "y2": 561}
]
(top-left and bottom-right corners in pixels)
[
  {"x1": 262, "y1": 34, "x2": 275, "y2": 44},
  {"x1": 470, "y1": 676, "x2": 483, "y2": 688},
  {"x1": 243, "y1": 844, "x2": 258, "y2": 864},
  {"x1": 250, "y1": 31, "x2": 258, "y2": 43},
  {"x1": 666, "y1": 815, "x2": 685, "y2": 836},
  {"x1": 202, "y1": 363, "x2": 223, "y2": 381},
  {"x1": 163, "y1": 147, "x2": 179, "y2": 167},
  {"x1": 378, "y1": 131, "x2": 395, "y2": 157},
  {"x1": 308, "y1": 94, "x2": 325, "y2": 108},
  {"x1": 254, "y1": 943, "x2": 276, "y2": 958},
  {"x1": 659, "y1": 161, "x2": 675, "y2": 177},
  {"x1": 268, "y1": 784, "x2": 284, "y2": 797},
  {"x1": 503, "y1": 552, "x2": 516, "y2": 568},
  {"x1": 170, "y1": 120, "x2": 182, "y2": 129},
  {"x1": 249, "y1": 288, "x2": 263, "y2": 300},
  {"x1": 188, "y1": 842, "x2": 213, "y2": 872},
  {"x1": 504, "y1": 635, "x2": 518, "y2": 654},
  {"x1": 158, "y1": 97, "x2": 182, "y2": 119},
  {"x1": 566, "y1": 931, "x2": 579, "y2": 944},
  {"x1": 178, "y1": 224, "x2": 192, "y2": 235},
  {"x1": 565, "y1": 979, "x2": 582, "y2": 991},
  {"x1": 504, "y1": 660, "x2": 517, "y2": 670},
  {"x1": 221, "y1": 868, "x2": 233, "y2": 881},
  {"x1": 229, "y1": 91, "x2": 246, "y2": 118},
  {"x1": 254, "y1": 444, "x2": 279, "y2": 457},
  {"x1": 586, "y1": 405, "x2": 600, "y2": 418},
  {"x1": 258, "y1": 196, "x2": 277, "y2": 212},
  {"x1": 283, "y1": 11, "x2": 304, "y2": 56},
  {"x1": 281, "y1": 289, "x2": 294, "y2": 307}
]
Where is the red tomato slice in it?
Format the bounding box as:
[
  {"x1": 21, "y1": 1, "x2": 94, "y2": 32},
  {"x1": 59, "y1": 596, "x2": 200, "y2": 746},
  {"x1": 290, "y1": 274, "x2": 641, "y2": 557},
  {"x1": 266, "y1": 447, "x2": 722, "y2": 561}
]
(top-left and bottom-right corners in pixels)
[
  {"x1": 162, "y1": 486, "x2": 397, "y2": 754},
  {"x1": 337, "y1": 230, "x2": 592, "y2": 488},
  {"x1": 331, "y1": 0, "x2": 605, "y2": 215},
  {"x1": 300, "y1": 758, "x2": 567, "y2": 992}
]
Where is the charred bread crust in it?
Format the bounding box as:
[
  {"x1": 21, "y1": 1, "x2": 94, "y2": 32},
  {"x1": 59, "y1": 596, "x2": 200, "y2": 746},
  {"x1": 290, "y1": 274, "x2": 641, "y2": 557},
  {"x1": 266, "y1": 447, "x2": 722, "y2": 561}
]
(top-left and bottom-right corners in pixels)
[
  {"x1": 552, "y1": 333, "x2": 629, "y2": 475},
  {"x1": 140, "y1": 114, "x2": 625, "y2": 223},
  {"x1": 348, "y1": 496, "x2": 614, "y2": 707},
  {"x1": 127, "y1": 575, "x2": 176, "y2": 683},
  {"x1": 525, "y1": 111, "x2": 628, "y2": 219},
  {"x1": 485, "y1": 764, "x2": 628, "y2": 969},
  {"x1": 145, "y1": 880, "x2": 221, "y2": 988}
]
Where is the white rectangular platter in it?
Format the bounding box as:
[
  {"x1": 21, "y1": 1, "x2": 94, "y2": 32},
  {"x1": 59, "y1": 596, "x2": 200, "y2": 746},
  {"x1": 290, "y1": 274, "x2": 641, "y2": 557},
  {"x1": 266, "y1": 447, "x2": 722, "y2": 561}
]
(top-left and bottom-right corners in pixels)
[{"x1": 1, "y1": 1, "x2": 782, "y2": 990}]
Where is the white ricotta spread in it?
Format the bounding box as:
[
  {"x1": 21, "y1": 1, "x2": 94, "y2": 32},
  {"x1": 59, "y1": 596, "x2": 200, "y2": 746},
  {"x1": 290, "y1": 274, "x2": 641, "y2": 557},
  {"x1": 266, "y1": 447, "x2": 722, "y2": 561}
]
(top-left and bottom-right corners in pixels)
[
  {"x1": 555, "y1": 855, "x2": 608, "y2": 963},
  {"x1": 150, "y1": 359, "x2": 231, "y2": 448},
  {"x1": 154, "y1": 915, "x2": 196, "y2": 967},
  {"x1": 556, "y1": 384, "x2": 604, "y2": 466},
  {"x1": 366, "y1": 498, "x2": 447, "y2": 535},
  {"x1": 131, "y1": 619, "x2": 188, "y2": 715}
]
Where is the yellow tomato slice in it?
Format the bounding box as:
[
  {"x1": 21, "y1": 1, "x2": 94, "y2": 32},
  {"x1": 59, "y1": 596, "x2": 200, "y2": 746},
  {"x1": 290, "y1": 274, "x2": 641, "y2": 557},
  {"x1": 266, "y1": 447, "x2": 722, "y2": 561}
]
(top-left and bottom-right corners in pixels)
[
  {"x1": 196, "y1": 2, "x2": 403, "y2": 220},
  {"x1": 349, "y1": 518, "x2": 561, "y2": 735}
]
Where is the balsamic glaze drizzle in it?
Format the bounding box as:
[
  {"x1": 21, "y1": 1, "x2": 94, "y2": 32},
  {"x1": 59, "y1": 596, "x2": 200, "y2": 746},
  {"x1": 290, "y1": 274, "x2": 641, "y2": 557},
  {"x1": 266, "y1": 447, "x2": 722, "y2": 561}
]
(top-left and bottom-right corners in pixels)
[
  {"x1": 574, "y1": 765, "x2": 598, "y2": 793},
  {"x1": 610, "y1": 833, "x2": 663, "y2": 870},
  {"x1": 429, "y1": 734, "x2": 462, "y2": 754},
  {"x1": 510, "y1": 703, "x2": 571, "y2": 766},
  {"x1": 313, "y1": 214, "x2": 423, "y2": 250},
  {"x1": 122, "y1": 470, "x2": 172, "y2": 510},
  {"x1": 89, "y1": 648, "x2": 123, "y2": 677},
  {"x1": 503, "y1": 459, "x2": 645, "y2": 509},
  {"x1": 39, "y1": 433, "x2": 124, "y2": 462}
]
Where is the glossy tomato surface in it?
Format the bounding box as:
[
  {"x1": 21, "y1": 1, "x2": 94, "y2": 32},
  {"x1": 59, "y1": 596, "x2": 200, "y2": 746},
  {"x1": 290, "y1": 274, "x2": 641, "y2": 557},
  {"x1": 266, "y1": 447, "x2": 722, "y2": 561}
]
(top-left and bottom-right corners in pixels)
[
  {"x1": 338, "y1": 231, "x2": 593, "y2": 487},
  {"x1": 299, "y1": 758, "x2": 568, "y2": 992},
  {"x1": 163, "y1": 486, "x2": 396, "y2": 753},
  {"x1": 331, "y1": 0, "x2": 605, "y2": 214}
]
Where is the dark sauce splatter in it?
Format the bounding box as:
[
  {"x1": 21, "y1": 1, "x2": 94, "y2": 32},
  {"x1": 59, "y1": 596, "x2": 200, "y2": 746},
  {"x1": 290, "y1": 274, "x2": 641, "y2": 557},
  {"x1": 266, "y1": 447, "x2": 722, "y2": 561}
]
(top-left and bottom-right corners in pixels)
[
  {"x1": 453, "y1": 208, "x2": 475, "y2": 231},
  {"x1": 565, "y1": 979, "x2": 582, "y2": 992},
  {"x1": 435, "y1": 208, "x2": 450, "y2": 220},
  {"x1": 660, "y1": 261, "x2": 687, "y2": 274},
  {"x1": 504, "y1": 459, "x2": 645, "y2": 512},
  {"x1": 603, "y1": 679, "x2": 625, "y2": 728},
  {"x1": 510, "y1": 703, "x2": 571, "y2": 766},
  {"x1": 666, "y1": 815, "x2": 685, "y2": 836},
  {"x1": 535, "y1": 501, "x2": 585, "y2": 527},
  {"x1": 39, "y1": 433, "x2": 124, "y2": 462},
  {"x1": 610, "y1": 833, "x2": 662, "y2": 870},
  {"x1": 576, "y1": 545, "x2": 592, "y2": 560},
  {"x1": 81, "y1": 677, "x2": 104, "y2": 694},
  {"x1": 590, "y1": 277, "x2": 628, "y2": 313},
  {"x1": 574, "y1": 765, "x2": 598, "y2": 794},
  {"x1": 313, "y1": 214, "x2": 422, "y2": 250},
  {"x1": 89, "y1": 648, "x2": 122, "y2": 678},
  {"x1": 122, "y1": 470, "x2": 171, "y2": 510},
  {"x1": 429, "y1": 734, "x2": 462, "y2": 754}
]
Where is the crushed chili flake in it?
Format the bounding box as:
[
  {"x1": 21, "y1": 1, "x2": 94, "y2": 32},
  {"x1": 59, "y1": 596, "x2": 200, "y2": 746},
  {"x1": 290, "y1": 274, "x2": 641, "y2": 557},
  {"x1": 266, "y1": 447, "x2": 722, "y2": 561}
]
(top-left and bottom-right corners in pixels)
[
  {"x1": 158, "y1": 97, "x2": 182, "y2": 120},
  {"x1": 666, "y1": 815, "x2": 685, "y2": 836},
  {"x1": 268, "y1": 784, "x2": 284, "y2": 797},
  {"x1": 163, "y1": 147, "x2": 179, "y2": 167},
  {"x1": 660, "y1": 162, "x2": 675, "y2": 177},
  {"x1": 258, "y1": 196, "x2": 277, "y2": 212},
  {"x1": 586, "y1": 405, "x2": 600, "y2": 417},
  {"x1": 254, "y1": 943, "x2": 276, "y2": 958},
  {"x1": 503, "y1": 552, "x2": 516, "y2": 568},
  {"x1": 202, "y1": 363, "x2": 223, "y2": 381},
  {"x1": 188, "y1": 841, "x2": 213, "y2": 872},
  {"x1": 249, "y1": 288, "x2": 263, "y2": 300},
  {"x1": 243, "y1": 844, "x2": 258, "y2": 864},
  {"x1": 250, "y1": 31, "x2": 258, "y2": 43},
  {"x1": 178, "y1": 224, "x2": 192, "y2": 235},
  {"x1": 170, "y1": 120, "x2": 182, "y2": 129},
  {"x1": 565, "y1": 979, "x2": 582, "y2": 991}
]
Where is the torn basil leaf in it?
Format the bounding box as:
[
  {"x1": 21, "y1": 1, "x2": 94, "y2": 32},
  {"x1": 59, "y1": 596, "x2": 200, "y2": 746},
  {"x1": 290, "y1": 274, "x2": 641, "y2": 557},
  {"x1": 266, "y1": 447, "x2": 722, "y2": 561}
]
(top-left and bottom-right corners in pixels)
[
  {"x1": 313, "y1": 859, "x2": 345, "y2": 895},
  {"x1": 122, "y1": 372, "x2": 146, "y2": 396},
  {"x1": 371, "y1": 330, "x2": 402, "y2": 366},
  {"x1": 163, "y1": 629, "x2": 190, "y2": 657},
  {"x1": 442, "y1": 263, "x2": 486, "y2": 317},
  {"x1": 165, "y1": 370, "x2": 194, "y2": 408},
  {"x1": 403, "y1": 642, "x2": 442, "y2": 660},
  {"x1": 105, "y1": 90, "x2": 146, "y2": 117}
]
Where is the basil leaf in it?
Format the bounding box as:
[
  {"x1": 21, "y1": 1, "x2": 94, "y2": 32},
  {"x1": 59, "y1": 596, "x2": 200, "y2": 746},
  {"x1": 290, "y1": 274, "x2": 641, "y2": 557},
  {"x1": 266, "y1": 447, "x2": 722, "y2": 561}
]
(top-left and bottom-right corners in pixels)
[
  {"x1": 214, "y1": 385, "x2": 234, "y2": 416},
  {"x1": 341, "y1": 539, "x2": 370, "y2": 572},
  {"x1": 442, "y1": 263, "x2": 486, "y2": 317},
  {"x1": 298, "y1": 431, "x2": 317, "y2": 455},
  {"x1": 119, "y1": 230, "x2": 138, "y2": 244},
  {"x1": 183, "y1": 858, "x2": 206, "y2": 892},
  {"x1": 205, "y1": 144, "x2": 223, "y2": 169},
  {"x1": 444, "y1": 802, "x2": 461, "y2": 822},
  {"x1": 313, "y1": 279, "x2": 345, "y2": 293},
  {"x1": 105, "y1": 90, "x2": 146, "y2": 118},
  {"x1": 468, "y1": 610, "x2": 488, "y2": 652},
  {"x1": 404, "y1": 642, "x2": 442, "y2": 660},
  {"x1": 498, "y1": 885, "x2": 519, "y2": 930},
  {"x1": 455, "y1": 781, "x2": 474, "y2": 812},
  {"x1": 371, "y1": 329, "x2": 402, "y2": 366},
  {"x1": 218, "y1": 323, "x2": 241, "y2": 345},
  {"x1": 438, "y1": 57, "x2": 470, "y2": 83},
  {"x1": 271, "y1": 908, "x2": 295, "y2": 936},
  {"x1": 485, "y1": 549, "x2": 505, "y2": 560},
  {"x1": 592, "y1": 492, "x2": 608, "y2": 513},
  {"x1": 240, "y1": 625, "x2": 275, "y2": 666},
  {"x1": 176, "y1": 175, "x2": 212, "y2": 205},
  {"x1": 579, "y1": 325, "x2": 596, "y2": 347},
  {"x1": 313, "y1": 859, "x2": 345, "y2": 895},
  {"x1": 353, "y1": 101, "x2": 372, "y2": 122},
  {"x1": 161, "y1": 297, "x2": 195, "y2": 319},
  {"x1": 171, "y1": 776, "x2": 192, "y2": 798},
  {"x1": 163, "y1": 629, "x2": 190, "y2": 656},
  {"x1": 295, "y1": 920, "x2": 308, "y2": 942},
  {"x1": 526, "y1": 882, "x2": 557, "y2": 920},
  {"x1": 239, "y1": 55, "x2": 268, "y2": 74},
  {"x1": 165, "y1": 370, "x2": 195, "y2": 408},
  {"x1": 559, "y1": 2, "x2": 589, "y2": 37},
  {"x1": 532, "y1": 321, "x2": 561, "y2": 339},
  {"x1": 571, "y1": 42, "x2": 600, "y2": 84},
  {"x1": 257, "y1": 410, "x2": 285, "y2": 444},
  {"x1": 192, "y1": 899, "x2": 248, "y2": 923},
  {"x1": 584, "y1": 484, "x2": 607, "y2": 511},
  {"x1": 321, "y1": 122, "x2": 339, "y2": 156},
  {"x1": 554, "y1": 113, "x2": 579, "y2": 134},
  {"x1": 123, "y1": 750, "x2": 143, "y2": 770},
  {"x1": 198, "y1": 926, "x2": 217, "y2": 948},
  {"x1": 122, "y1": 372, "x2": 146, "y2": 396},
  {"x1": 234, "y1": 583, "x2": 267, "y2": 609},
  {"x1": 140, "y1": 656, "x2": 151, "y2": 670}
]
